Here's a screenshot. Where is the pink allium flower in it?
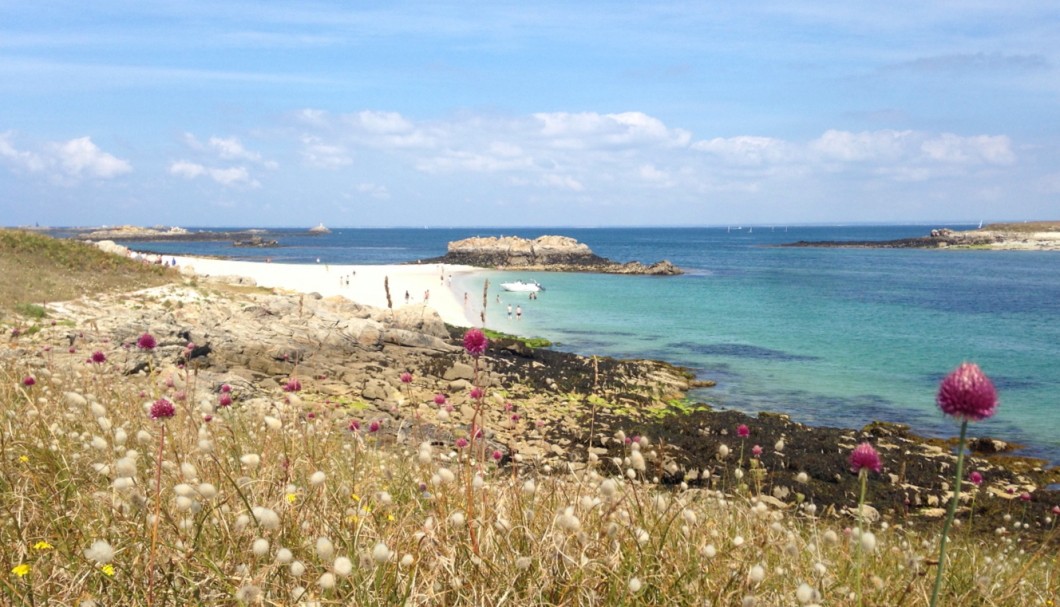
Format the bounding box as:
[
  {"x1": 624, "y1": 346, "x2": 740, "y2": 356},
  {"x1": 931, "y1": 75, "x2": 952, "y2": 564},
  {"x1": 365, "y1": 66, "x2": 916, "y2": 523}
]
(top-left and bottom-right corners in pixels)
[
  {"x1": 937, "y1": 363, "x2": 998, "y2": 422},
  {"x1": 220, "y1": 384, "x2": 232, "y2": 393},
  {"x1": 203, "y1": 414, "x2": 213, "y2": 423},
  {"x1": 1052, "y1": 505, "x2": 1060, "y2": 516},
  {"x1": 737, "y1": 424, "x2": 750, "y2": 438},
  {"x1": 1020, "y1": 492, "x2": 1032, "y2": 502},
  {"x1": 470, "y1": 387, "x2": 484, "y2": 399},
  {"x1": 10, "y1": 327, "x2": 21, "y2": 338},
  {"x1": 218, "y1": 393, "x2": 233, "y2": 408},
  {"x1": 751, "y1": 444, "x2": 763, "y2": 457},
  {"x1": 492, "y1": 450, "x2": 503, "y2": 461},
  {"x1": 91, "y1": 351, "x2": 107, "y2": 364},
  {"x1": 400, "y1": 372, "x2": 413, "y2": 384},
  {"x1": 137, "y1": 332, "x2": 157, "y2": 350},
  {"x1": 22, "y1": 376, "x2": 35, "y2": 386},
  {"x1": 348, "y1": 419, "x2": 361, "y2": 432},
  {"x1": 368, "y1": 420, "x2": 381, "y2": 433},
  {"x1": 462, "y1": 328, "x2": 488, "y2": 357},
  {"x1": 455, "y1": 437, "x2": 469, "y2": 449},
  {"x1": 283, "y1": 378, "x2": 302, "y2": 392},
  {"x1": 968, "y1": 470, "x2": 983, "y2": 486},
  {"x1": 434, "y1": 393, "x2": 447, "y2": 405},
  {"x1": 849, "y1": 442, "x2": 882, "y2": 474},
  {"x1": 68, "y1": 347, "x2": 76, "y2": 354},
  {"x1": 150, "y1": 398, "x2": 175, "y2": 420},
  {"x1": 510, "y1": 413, "x2": 521, "y2": 422}
]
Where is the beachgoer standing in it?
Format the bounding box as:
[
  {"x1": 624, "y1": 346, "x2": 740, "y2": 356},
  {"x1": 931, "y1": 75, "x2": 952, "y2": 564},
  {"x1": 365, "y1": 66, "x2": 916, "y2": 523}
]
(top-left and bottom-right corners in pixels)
[
  {"x1": 516, "y1": 305, "x2": 522, "y2": 321},
  {"x1": 507, "y1": 304, "x2": 513, "y2": 319}
]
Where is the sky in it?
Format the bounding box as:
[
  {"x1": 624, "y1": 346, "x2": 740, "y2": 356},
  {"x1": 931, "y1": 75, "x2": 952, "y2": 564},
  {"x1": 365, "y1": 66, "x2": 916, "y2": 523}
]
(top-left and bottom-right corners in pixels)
[{"x1": 1, "y1": 1, "x2": 1058, "y2": 228}]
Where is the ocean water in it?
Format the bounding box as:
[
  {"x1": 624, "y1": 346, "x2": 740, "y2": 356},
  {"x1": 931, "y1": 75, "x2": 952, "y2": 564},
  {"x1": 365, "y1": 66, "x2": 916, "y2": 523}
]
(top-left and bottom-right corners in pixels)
[{"x1": 111, "y1": 226, "x2": 1060, "y2": 464}]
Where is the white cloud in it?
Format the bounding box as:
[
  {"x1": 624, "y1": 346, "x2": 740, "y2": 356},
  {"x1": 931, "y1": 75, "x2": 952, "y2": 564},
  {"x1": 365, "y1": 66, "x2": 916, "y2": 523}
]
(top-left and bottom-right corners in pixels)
[
  {"x1": 540, "y1": 174, "x2": 584, "y2": 191},
  {"x1": 52, "y1": 136, "x2": 131, "y2": 178},
  {"x1": 168, "y1": 160, "x2": 259, "y2": 187},
  {"x1": 532, "y1": 111, "x2": 690, "y2": 149},
  {"x1": 692, "y1": 135, "x2": 794, "y2": 165},
  {"x1": 0, "y1": 131, "x2": 46, "y2": 172},
  {"x1": 299, "y1": 136, "x2": 352, "y2": 168},
  {"x1": 809, "y1": 129, "x2": 912, "y2": 162},
  {"x1": 920, "y1": 134, "x2": 1014, "y2": 165},
  {"x1": 356, "y1": 182, "x2": 390, "y2": 199}
]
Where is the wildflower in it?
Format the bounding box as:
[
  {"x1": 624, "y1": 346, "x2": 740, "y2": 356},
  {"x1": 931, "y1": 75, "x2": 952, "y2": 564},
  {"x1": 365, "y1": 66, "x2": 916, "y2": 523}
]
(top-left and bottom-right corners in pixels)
[
  {"x1": 751, "y1": 444, "x2": 763, "y2": 457},
  {"x1": 400, "y1": 372, "x2": 413, "y2": 384},
  {"x1": 455, "y1": 437, "x2": 468, "y2": 449},
  {"x1": 91, "y1": 350, "x2": 107, "y2": 364},
  {"x1": 737, "y1": 424, "x2": 750, "y2": 438},
  {"x1": 283, "y1": 378, "x2": 302, "y2": 392},
  {"x1": 150, "y1": 398, "x2": 175, "y2": 420},
  {"x1": 492, "y1": 449, "x2": 503, "y2": 461},
  {"x1": 286, "y1": 493, "x2": 298, "y2": 504},
  {"x1": 372, "y1": 542, "x2": 390, "y2": 564},
  {"x1": 19, "y1": 455, "x2": 28, "y2": 463},
  {"x1": 969, "y1": 470, "x2": 983, "y2": 486},
  {"x1": 33, "y1": 541, "x2": 53, "y2": 551},
  {"x1": 136, "y1": 332, "x2": 157, "y2": 350},
  {"x1": 849, "y1": 442, "x2": 881, "y2": 474},
  {"x1": 470, "y1": 387, "x2": 484, "y2": 399},
  {"x1": 22, "y1": 376, "x2": 35, "y2": 386},
  {"x1": 462, "y1": 328, "x2": 488, "y2": 357},
  {"x1": 84, "y1": 539, "x2": 115, "y2": 564},
  {"x1": 334, "y1": 556, "x2": 353, "y2": 576},
  {"x1": 368, "y1": 420, "x2": 381, "y2": 433},
  {"x1": 937, "y1": 362, "x2": 998, "y2": 421},
  {"x1": 348, "y1": 419, "x2": 361, "y2": 432},
  {"x1": 628, "y1": 577, "x2": 643, "y2": 593},
  {"x1": 100, "y1": 564, "x2": 115, "y2": 576},
  {"x1": 11, "y1": 563, "x2": 29, "y2": 577},
  {"x1": 434, "y1": 393, "x2": 447, "y2": 405},
  {"x1": 310, "y1": 471, "x2": 326, "y2": 486},
  {"x1": 1020, "y1": 492, "x2": 1032, "y2": 502},
  {"x1": 220, "y1": 383, "x2": 232, "y2": 393},
  {"x1": 218, "y1": 393, "x2": 233, "y2": 407},
  {"x1": 749, "y1": 564, "x2": 766, "y2": 584},
  {"x1": 795, "y1": 471, "x2": 809, "y2": 484}
]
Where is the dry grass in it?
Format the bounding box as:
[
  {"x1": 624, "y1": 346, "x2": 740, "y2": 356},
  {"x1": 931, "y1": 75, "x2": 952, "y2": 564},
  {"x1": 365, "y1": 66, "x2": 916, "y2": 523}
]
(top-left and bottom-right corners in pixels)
[{"x1": 1, "y1": 350, "x2": 1057, "y2": 606}]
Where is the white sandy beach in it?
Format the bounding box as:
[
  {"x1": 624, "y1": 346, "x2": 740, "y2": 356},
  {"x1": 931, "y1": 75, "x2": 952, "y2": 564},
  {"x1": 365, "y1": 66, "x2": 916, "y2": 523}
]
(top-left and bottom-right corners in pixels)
[{"x1": 171, "y1": 256, "x2": 480, "y2": 327}]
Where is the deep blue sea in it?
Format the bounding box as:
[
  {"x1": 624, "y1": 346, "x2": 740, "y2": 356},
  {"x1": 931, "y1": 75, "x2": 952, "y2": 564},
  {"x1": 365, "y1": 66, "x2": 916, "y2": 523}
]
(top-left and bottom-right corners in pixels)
[{"x1": 112, "y1": 225, "x2": 1060, "y2": 464}]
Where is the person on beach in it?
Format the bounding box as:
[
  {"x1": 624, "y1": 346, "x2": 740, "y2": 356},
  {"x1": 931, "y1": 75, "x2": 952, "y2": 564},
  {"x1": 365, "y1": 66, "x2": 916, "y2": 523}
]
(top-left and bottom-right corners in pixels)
[
  {"x1": 405, "y1": 290, "x2": 410, "y2": 304},
  {"x1": 507, "y1": 304, "x2": 513, "y2": 319},
  {"x1": 516, "y1": 305, "x2": 522, "y2": 320}
]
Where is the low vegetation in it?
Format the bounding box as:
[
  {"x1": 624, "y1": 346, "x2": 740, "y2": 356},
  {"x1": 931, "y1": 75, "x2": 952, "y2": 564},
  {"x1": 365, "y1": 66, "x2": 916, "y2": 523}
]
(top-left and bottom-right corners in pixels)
[{"x1": 0, "y1": 229, "x2": 176, "y2": 321}]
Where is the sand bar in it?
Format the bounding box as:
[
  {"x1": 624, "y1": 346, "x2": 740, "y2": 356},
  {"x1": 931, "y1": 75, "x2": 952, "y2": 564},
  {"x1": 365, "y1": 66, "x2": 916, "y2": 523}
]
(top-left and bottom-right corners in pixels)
[{"x1": 171, "y1": 256, "x2": 479, "y2": 327}]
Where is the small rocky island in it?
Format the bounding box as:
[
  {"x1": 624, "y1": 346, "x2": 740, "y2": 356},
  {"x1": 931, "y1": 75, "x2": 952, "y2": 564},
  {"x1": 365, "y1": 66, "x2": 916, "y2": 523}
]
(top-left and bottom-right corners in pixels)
[
  {"x1": 783, "y1": 221, "x2": 1060, "y2": 250},
  {"x1": 418, "y1": 235, "x2": 682, "y2": 275}
]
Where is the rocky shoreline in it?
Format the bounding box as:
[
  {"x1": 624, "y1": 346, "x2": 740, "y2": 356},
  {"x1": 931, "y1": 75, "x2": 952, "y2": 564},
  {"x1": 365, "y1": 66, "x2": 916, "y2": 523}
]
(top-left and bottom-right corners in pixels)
[
  {"x1": 416, "y1": 235, "x2": 683, "y2": 275},
  {"x1": 6, "y1": 273, "x2": 1057, "y2": 542},
  {"x1": 783, "y1": 221, "x2": 1060, "y2": 250}
]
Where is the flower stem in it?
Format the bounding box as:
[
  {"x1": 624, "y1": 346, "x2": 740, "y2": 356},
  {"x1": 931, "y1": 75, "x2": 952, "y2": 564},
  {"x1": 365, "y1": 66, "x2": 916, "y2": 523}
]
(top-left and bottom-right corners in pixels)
[
  {"x1": 856, "y1": 468, "x2": 868, "y2": 607},
  {"x1": 146, "y1": 423, "x2": 166, "y2": 607},
  {"x1": 930, "y1": 419, "x2": 968, "y2": 607}
]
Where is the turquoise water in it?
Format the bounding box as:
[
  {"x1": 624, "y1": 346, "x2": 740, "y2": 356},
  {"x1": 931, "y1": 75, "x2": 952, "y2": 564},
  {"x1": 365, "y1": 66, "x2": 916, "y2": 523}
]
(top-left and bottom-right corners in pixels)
[{"x1": 105, "y1": 225, "x2": 1060, "y2": 463}]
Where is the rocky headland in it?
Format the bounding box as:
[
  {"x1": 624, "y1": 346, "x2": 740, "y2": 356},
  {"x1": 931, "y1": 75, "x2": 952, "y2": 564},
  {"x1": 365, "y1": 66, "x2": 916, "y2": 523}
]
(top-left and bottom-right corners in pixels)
[
  {"x1": 417, "y1": 235, "x2": 682, "y2": 275},
  {"x1": 6, "y1": 271, "x2": 1057, "y2": 541},
  {"x1": 783, "y1": 221, "x2": 1060, "y2": 250}
]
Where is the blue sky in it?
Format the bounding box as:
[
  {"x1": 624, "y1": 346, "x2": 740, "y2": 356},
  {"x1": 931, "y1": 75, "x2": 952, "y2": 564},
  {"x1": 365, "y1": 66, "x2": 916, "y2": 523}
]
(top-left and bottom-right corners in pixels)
[{"x1": 1, "y1": 1, "x2": 1058, "y2": 227}]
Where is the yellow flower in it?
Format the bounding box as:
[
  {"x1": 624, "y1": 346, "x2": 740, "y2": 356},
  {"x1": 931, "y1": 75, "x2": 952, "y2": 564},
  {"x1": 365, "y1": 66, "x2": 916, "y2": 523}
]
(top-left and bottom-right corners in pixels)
[
  {"x1": 33, "y1": 541, "x2": 53, "y2": 550},
  {"x1": 347, "y1": 514, "x2": 360, "y2": 524},
  {"x1": 387, "y1": 513, "x2": 395, "y2": 522},
  {"x1": 351, "y1": 493, "x2": 360, "y2": 502},
  {"x1": 285, "y1": 493, "x2": 298, "y2": 505},
  {"x1": 11, "y1": 563, "x2": 30, "y2": 577},
  {"x1": 19, "y1": 455, "x2": 29, "y2": 463},
  {"x1": 100, "y1": 564, "x2": 115, "y2": 577}
]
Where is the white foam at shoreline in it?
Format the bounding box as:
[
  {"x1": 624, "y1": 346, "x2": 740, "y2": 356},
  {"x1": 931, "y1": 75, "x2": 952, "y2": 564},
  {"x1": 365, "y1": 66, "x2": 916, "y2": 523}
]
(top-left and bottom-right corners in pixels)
[{"x1": 170, "y1": 255, "x2": 479, "y2": 327}]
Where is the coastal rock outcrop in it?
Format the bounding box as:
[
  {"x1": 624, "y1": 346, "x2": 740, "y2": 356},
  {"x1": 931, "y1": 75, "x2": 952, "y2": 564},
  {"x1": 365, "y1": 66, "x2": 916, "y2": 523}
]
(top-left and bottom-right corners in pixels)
[
  {"x1": 784, "y1": 221, "x2": 1060, "y2": 250},
  {"x1": 420, "y1": 235, "x2": 682, "y2": 275}
]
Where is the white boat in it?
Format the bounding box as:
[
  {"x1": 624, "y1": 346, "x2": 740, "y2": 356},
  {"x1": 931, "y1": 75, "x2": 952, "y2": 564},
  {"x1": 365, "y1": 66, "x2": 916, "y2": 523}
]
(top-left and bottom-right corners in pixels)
[{"x1": 501, "y1": 280, "x2": 544, "y2": 293}]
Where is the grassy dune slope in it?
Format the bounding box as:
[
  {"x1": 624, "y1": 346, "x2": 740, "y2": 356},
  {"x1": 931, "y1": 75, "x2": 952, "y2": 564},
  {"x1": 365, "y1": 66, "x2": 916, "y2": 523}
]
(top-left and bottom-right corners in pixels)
[{"x1": 0, "y1": 229, "x2": 177, "y2": 320}]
